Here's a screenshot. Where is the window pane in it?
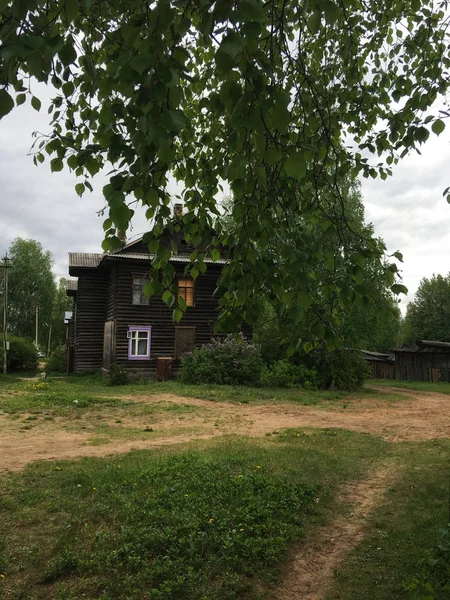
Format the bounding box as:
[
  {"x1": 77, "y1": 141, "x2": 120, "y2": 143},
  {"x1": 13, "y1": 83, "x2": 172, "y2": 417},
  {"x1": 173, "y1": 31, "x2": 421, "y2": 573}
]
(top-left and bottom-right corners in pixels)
[
  {"x1": 178, "y1": 278, "x2": 195, "y2": 307},
  {"x1": 131, "y1": 338, "x2": 137, "y2": 356},
  {"x1": 132, "y1": 278, "x2": 150, "y2": 305},
  {"x1": 137, "y1": 338, "x2": 148, "y2": 355}
]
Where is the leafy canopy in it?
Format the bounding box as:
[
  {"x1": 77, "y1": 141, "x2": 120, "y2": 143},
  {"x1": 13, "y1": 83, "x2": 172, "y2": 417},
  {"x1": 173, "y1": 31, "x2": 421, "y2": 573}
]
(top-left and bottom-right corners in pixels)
[
  {"x1": 401, "y1": 274, "x2": 450, "y2": 343},
  {"x1": 0, "y1": 0, "x2": 448, "y2": 343}
]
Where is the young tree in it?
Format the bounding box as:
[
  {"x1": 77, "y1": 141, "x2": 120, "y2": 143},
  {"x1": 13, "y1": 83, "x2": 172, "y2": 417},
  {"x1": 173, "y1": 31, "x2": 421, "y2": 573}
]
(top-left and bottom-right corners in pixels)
[
  {"x1": 7, "y1": 239, "x2": 57, "y2": 345},
  {"x1": 51, "y1": 277, "x2": 72, "y2": 348},
  {"x1": 401, "y1": 274, "x2": 450, "y2": 343},
  {"x1": 0, "y1": 0, "x2": 445, "y2": 342}
]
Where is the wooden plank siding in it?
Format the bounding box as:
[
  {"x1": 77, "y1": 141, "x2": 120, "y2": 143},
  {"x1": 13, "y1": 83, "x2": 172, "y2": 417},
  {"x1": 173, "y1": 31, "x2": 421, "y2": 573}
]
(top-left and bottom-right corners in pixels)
[
  {"x1": 73, "y1": 270, "x2": 109, "y2": 373},
  {"x1": 111, "y1": 260, "x2": 224, "y2": 377},
  {"x1": 394, "y1": 351, "x2": 450, "y2": 381},
  {"x1": 369, "y1": 361, "x2": 395, "y2": 379},
  {"x1": 70, "y1": 254, "x2": 252, "y2": 376}
]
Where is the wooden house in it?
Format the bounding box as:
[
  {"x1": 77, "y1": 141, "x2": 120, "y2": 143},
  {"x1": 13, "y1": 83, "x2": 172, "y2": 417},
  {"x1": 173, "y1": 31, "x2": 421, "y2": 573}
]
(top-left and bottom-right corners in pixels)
[
  {"x1": 66, "y1": 221, "x2": 242, "y2": 377},
  {"x1": 361, "y1": 350, "x2": 395, "y2": 379},
  {"x1": 394, "y1": 340, "x2": 450, "y2": 382}
]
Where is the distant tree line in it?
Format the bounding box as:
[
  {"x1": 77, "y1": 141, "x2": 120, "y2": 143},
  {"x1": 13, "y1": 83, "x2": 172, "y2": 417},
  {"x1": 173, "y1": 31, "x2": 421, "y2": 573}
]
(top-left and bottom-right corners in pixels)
[
  {"x1": 400, "y1": 274, "x2": 450, "y2": 344},
  {"x1": 0, "y1": 239, "x2": 71, "y2": 352}
]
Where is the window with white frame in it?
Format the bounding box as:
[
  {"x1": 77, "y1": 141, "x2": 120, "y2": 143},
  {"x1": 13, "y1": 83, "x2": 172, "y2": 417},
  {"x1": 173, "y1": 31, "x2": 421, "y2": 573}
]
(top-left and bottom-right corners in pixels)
[{"x1": 128, "y1": 327, "x2": 151, "y2": 359}]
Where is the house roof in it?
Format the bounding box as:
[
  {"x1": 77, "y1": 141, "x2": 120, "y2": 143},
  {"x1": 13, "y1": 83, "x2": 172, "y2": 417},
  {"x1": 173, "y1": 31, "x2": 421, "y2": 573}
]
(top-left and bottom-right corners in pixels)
[
  {"x1": 361, "y1": 350, "x2": 395, "y2": 363},
  {"x1": 394, "y1": 340, "x2": 450, "y2": 353},
  {"x1": 69, "y1": 253, "x2": 104, "y2": 268},
  {"x1": 103, "y1": 252, "x2": 228, "y2": 265}
]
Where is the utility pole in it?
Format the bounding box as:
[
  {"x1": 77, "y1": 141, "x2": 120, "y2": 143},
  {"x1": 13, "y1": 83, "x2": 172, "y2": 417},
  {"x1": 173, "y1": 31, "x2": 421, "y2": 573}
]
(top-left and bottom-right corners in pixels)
[
  {"x1": 47, "y1": 325, "x2": 52, "y2": 357},
  {"x1": 35, "y1": 305, "x2": 39, "y2": 349},
  {"x1": 1, "y1": 254, "x2": 11, "y2": 374}
]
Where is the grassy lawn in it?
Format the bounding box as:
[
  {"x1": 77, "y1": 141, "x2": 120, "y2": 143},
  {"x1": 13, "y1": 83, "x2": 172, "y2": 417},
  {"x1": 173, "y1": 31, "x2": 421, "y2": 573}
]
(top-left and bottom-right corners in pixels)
[
  {"x1": 0, "y1": 432, "x2": 387, "y2": 600},
  {"x1": 370, "y1": 378, "x2": 450, "y2": 395},
  {"x1": 326, "y1": 439, "x2": 450, "y2": 600},
  {"x1": 0, "y1": 373, "x2": 407, "y2": 414}
]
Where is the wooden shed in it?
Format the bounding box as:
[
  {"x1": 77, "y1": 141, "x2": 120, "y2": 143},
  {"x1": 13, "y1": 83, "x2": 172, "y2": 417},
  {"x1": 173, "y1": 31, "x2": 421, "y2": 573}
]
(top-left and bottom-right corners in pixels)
[
  {"x1": 394, "y1": 340, "x2": 450, "y2": 382},
  {"x1": 361, "y1": 350, "x2": 395, "y2": 379}
]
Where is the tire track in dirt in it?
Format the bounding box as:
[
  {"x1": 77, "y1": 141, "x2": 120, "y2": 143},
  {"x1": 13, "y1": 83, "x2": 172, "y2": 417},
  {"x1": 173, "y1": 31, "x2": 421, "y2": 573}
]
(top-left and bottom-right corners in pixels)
[{"x1": 274, "y1": 463, "x2": 396, "y2": 600}]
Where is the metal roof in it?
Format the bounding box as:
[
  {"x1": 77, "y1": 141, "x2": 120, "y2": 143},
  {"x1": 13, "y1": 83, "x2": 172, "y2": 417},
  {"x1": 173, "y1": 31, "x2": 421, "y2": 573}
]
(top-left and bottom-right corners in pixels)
[
  {"x1": 69, "y1": 253, "x2": 104, "y2": 268},
  {"x1": 394, "y1": 340, "x2": 450, "y2": 353},
  {"x1": 106, "y1": 253, "x2": 228, "y2": 265}
]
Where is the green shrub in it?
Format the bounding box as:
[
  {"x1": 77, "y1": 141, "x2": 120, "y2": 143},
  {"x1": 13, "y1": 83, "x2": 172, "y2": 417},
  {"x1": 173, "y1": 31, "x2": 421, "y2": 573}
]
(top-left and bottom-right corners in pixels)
[
  {"x1": 46, "y1": 346, "x2": 67, "y2": 373},
  {"x1": 313, "y1": 349, "x2": 371, "y2": 391},
  {"x1": 180, "y1": 334, "x2": 264, "y2": 386},
  {"x1": 260, "y1": 359, "x2": 318, "y2": 389},
  {"x1": 107, "y1": 363, "x2": 130, "y2": 386},
  {"x1": 408, "y1": 524, "x2": 450, "y2": 599},
  {"x1": 0, "y1": 336, "x2": 38, "y2": 373}
]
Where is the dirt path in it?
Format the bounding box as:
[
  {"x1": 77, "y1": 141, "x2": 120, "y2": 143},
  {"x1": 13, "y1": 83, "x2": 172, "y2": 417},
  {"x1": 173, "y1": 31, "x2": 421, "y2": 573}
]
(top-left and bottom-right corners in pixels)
[
  {"x1": 1, "y1": 387, "x2": 450, "y2": 472},
  {"x1": 275, "y1": 464, "x2": 395, "y2": 599}
]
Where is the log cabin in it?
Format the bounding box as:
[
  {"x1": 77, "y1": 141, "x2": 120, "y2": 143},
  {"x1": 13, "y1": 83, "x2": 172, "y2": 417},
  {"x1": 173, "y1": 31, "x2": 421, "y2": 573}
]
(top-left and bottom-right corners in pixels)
[{"x1": 66, "y1": 211, "x2": 243, "y2": 377}]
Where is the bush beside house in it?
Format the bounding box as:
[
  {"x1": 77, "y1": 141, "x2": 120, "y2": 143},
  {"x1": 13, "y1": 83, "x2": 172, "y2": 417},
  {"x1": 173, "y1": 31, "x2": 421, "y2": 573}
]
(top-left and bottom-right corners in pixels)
[
  {"x1": 46, "y1": 346, "x2": 67, "y2": 373},
  {"x1": 180, "y1": 334, "x2": 264, "y2": 386},
  {"x1": 0, "y1": 336, "x2": 38, "y2": 373}
]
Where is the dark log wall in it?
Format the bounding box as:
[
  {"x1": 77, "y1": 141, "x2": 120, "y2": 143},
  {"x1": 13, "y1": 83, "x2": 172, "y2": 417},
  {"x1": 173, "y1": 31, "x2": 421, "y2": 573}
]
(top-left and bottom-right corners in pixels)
[
  {"x1": 369, "y1": 361, "x2": 395, "y2": 380},
  {"x1": 395, "y1": 351, "x2": 450, "y2": 381},
  {"x1": 73, "y1": 270, "x2": 109, "y2": 373},
  {"x1": 112, "y1": 260, "x2": 225, "y2": 376}
]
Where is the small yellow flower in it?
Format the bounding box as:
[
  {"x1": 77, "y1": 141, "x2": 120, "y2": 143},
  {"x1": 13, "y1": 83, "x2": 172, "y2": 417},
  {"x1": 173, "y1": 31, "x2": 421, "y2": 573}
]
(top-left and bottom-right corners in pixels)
[
  {"x1": 55, "y1": 466, "x2": 61, "y2": 471},
  {"x1": 0, "y1": 573, "x2": 5, "y2": 578},
  {"x1": 237, "y1": 475, "x2": 243, "y2": 478},
  {"x1": 184, "y1": 494, "x2": 189, "y2": 497},
  {"x1": 208, "y1": 518, "x2": 214, "y2": 524},
  {"x1": 93, "y1": 487, "x2": 97, "y2": 491},
  {"x1": 256, "y1": 465, "x2": 261, "y2": 469}
]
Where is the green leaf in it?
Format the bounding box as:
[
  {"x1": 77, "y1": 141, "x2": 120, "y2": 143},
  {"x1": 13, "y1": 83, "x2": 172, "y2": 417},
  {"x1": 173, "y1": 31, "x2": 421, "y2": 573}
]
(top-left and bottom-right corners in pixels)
[
  {"x1": 219, "y1": 32, "x2": 245, "y2": 59},
  {"x1": 130, "y1": 53, "x2": 154, "y2": 75},
  {"x1": 62, "y1": 81, "x2": 75, "y2": 96},
  {"x1": 173, "y1": 307, "x2": 184, "y2": 322},
  {"x1": 64, "y1": 0, "x2": 79, "y2": 22},
  {"x1": 162, "y1": 289, "x2": 175, "y2": 307},
  {"x1": 284, "y1": 151, "x2": 306, "y2": 181},
  {"x1": 31, "y1": 96, "x2": 41, "y2": 112},
  {"x1": 16, "y1": 93, "x2": 26, "y2": 106},
  {"x1": 75, "y1": 182, "x2": 85, "y2": 196},
  {"x1": 432, "y1": 119, "x2": 445, "y2": 135},
  {"x1": 103, "y1": 218, "x2": 113, "y2": 231},
  {"x1": 50, "y1": 158, "x2": 63, "y2": 172},
  {"x1": 391, "y1": 283, "x2": 408, "y2": 295},
  {"x1": 211, "y1": 249, "x2": 221, "y2": 262},
  {"x1": 393, "y1": 251, "x2": 403, "y2": 262},
  {"x1": 297, "y1": 290, "x2": 313, "y2": 309},
  {"x1": 146, "y1": 188, "x2": 159, "y2": 206},
  {"x1": 142, "y1": 282, "x2": 155, "y2": 298},
  {"x1": 0, "y1": 89, "x2": 14, "y2": 119}
]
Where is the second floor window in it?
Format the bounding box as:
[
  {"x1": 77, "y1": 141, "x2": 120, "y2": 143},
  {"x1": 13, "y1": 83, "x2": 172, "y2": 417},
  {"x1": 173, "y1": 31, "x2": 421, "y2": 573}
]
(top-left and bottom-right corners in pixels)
[
  {"x1": 178, "y1": 278, "x2": 195, "y2": 307},
  {"x1": 132, "y1": 277, "x2": 150, "y2": 305}
]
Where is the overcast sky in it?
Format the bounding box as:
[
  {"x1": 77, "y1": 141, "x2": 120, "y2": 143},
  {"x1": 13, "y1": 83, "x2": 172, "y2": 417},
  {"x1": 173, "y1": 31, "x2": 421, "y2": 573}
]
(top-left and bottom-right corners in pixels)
[{"x1": 1, "y1": 86, "x2": 449, "y2": 314}]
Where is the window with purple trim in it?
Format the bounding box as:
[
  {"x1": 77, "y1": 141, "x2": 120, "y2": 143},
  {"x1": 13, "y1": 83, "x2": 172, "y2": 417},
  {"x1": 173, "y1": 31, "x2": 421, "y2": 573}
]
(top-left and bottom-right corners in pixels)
[{"x1": 128, "y1": 326, "x2": 152, "y2": 360}]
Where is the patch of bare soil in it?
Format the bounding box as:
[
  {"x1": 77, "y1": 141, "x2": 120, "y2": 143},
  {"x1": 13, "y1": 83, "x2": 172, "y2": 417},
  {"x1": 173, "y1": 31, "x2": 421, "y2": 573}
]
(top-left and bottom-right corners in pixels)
[
  {"x1": 1, "y1": 387, "x2": 450, "y2": 472},
  {"x1": 275, "y1": 464, "x2": 396, "y2": 600}
]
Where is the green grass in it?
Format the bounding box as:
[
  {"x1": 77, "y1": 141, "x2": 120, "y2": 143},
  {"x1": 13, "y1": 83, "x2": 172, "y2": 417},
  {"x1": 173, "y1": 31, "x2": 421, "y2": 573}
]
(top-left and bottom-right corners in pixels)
[
  {"x1": 325, "y1": 439, "x2": 450, "y2": 600},
  {"x1": 0, "y1": 373, "x2": 406, "y2": 416},
  {"x1": 0, "y1": 432, "x2": 387, "y2": 600},
  {"x1": 370, "y1": 378, "x2": 450, "y2": 395}
]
